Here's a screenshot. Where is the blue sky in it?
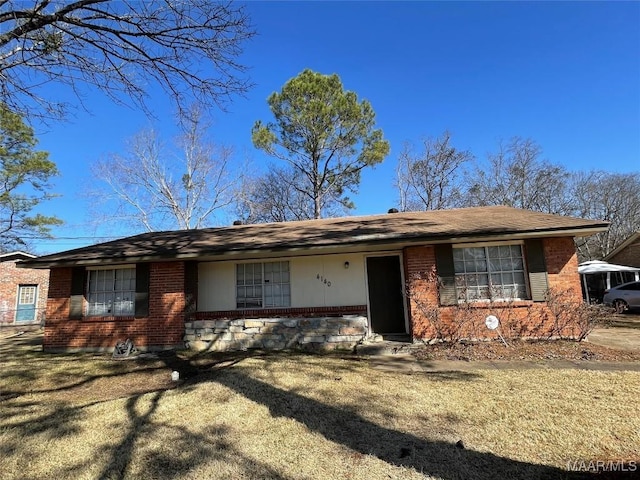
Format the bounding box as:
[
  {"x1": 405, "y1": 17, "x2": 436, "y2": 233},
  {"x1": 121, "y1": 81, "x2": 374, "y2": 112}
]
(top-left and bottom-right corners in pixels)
[{"x1": 28, "y1": 1, "x2": 640, "y2": 254}]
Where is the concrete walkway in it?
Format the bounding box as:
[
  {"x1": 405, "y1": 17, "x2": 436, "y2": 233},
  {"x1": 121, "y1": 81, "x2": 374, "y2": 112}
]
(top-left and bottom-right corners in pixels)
[
  {"x1": 587, "y1": 327, "x2": 640, "y2": 352},
  {"x1": 586, "y1": 313, "x2": 640, "y2": 352}
]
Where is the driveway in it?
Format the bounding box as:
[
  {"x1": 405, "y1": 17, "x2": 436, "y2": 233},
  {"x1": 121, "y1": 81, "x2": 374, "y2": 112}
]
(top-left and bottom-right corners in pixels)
[{"x1": 587, "y1": 312, "x2": 640, "y2": 351}]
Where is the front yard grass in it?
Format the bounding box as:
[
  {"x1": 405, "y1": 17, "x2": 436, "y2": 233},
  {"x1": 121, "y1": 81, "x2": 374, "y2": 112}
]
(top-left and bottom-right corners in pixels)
[{"x1": 1, "y1": 332, "x2": 638, "y2": 479}]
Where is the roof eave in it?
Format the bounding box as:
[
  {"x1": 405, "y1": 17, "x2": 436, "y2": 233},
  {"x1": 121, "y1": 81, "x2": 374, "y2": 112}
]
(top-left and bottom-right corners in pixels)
[{"x1": 18, "y1": 224, "x2": 608, "y2": 269}]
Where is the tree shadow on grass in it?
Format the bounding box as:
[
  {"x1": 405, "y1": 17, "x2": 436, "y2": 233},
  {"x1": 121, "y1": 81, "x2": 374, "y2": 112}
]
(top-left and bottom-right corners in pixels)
[
  {"x1": 203, "y1": 368, "x2": 598, "y2": 480},
  {"x1": 96, "y1": 391, "x2": 165, "y2": 479},
  {"x1": 2, "y1": 389, "x2": 293, "y2": 480},
  {"x1": 0, "y1": 345, "x2": 611, "y2": 480},
  {"x1": 0, "y1": 399, "x2": 94, "y2": 442},
  {"x1": 95, "y1": 390, "x2": 293, "y2": 480}
]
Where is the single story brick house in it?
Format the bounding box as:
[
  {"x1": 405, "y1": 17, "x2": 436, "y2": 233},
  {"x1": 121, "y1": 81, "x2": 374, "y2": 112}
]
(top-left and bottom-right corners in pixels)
[
  {"x1": 19, "y1": 206, "x2": 608, "y2": 352},
  {"x1": 0, "y1": 251, "x2": 49, "y2": 329}
]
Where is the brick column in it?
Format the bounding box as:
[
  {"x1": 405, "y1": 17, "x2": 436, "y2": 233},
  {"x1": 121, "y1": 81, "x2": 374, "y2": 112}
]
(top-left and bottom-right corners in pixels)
[
  {"x1": 147, "y1": 262, "x2": 187, "y2": 347},
  {"x1": 403, "y1": 246, "x2": 439, "y2": 338},
  {"x1": 44, "y1": 268, "x2": 73, "y2": 349},
  {"x1": 544, "y1": 237, "x2": 582, "y2": 300}
]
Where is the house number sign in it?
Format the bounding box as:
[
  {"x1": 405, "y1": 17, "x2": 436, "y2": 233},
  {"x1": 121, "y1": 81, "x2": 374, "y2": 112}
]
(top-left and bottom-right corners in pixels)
[{"x1": 316, "y1": 273, "x2": 331, "y2": 287}]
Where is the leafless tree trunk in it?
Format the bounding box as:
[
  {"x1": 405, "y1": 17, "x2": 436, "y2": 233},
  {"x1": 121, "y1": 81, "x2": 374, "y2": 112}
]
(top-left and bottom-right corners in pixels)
[
  {"x1": 91, "y1": 106, "x2": 238, "y2": 231},
  {"x1": 395, "y1": 131, "x2": 473, "y2": 211}
]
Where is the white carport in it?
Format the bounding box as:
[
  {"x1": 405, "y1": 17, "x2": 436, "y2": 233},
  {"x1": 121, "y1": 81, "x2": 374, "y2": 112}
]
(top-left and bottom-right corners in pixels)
[{"x1": 578, "y1": 260, "x2": 640, "y2": 303}]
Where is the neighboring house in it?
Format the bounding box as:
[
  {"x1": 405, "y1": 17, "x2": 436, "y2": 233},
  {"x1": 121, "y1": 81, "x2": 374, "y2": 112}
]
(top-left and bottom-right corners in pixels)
[
  {"x1": 0, "y1": 251, "x2": 49, "y2": 328},
  {"x1": 604, "y1": 232, "x2": 640, "y2": 268},
  {"x1": 19, "y1": 206, "x2": 608, "y2": 352}
]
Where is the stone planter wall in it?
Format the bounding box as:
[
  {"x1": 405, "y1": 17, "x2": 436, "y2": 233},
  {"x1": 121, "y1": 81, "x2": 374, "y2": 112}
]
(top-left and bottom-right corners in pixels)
[{"x1": 184, "y1": 315, "x2": 368, "y2": 352}]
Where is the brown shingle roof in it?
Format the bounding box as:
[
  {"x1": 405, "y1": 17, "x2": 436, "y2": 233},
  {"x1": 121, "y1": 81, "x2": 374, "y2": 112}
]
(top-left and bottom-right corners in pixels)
[{"x1": 22, "y1": 206, "x2": 608, "y2": 268}]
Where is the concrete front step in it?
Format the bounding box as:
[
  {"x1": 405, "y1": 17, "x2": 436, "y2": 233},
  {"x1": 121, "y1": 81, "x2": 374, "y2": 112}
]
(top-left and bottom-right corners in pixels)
[{"x1": 355, "y1": 335, "x2": 416, "y2": 355}]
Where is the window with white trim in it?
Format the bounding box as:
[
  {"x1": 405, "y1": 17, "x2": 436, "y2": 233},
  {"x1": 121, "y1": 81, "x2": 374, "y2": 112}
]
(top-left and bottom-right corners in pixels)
[
  {"x1": 236, "y1": 261, "x2": 290, "y2": 308},
  {"x1": 453, "y1": 244, "x2": 529, "y2": 302},
  {"x1": 87, "y1": 268, "x2": 136, "y2": 316},
  {"x1": 18, "y1": 285, "x2": 37, "y2": 305}
]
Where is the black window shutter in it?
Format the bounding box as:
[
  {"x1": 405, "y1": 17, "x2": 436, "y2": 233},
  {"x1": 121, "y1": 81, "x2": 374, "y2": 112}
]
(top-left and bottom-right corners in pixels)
[
  {"x1": 135, "y1": 263, "x2": 150, "y2": 317},
  {"x1": 184, "y1": 261, "x2": 198, "y2": 316},
  {"x1": 435, "y1": 244, "x2": 457, "y2": 306},
  {"x1": 525, "y1": 239, "x2": 548, "y2": 302},
  {"x1": 69, "y1": 267, "x2": 86, "y2": 319}
]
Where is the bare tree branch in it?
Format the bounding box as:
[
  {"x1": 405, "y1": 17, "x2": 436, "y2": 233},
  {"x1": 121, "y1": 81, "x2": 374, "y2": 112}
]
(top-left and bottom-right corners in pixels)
[
  {"x1": 235, "y1": 164, "x2": 349, "y2": 224},
  {"x1": 89, "y1": 106, "x2": 239, "y2": 232},
  {"x1": 0, "y1": 0, "x2": 255, "y2": 121},
  {"x1": 462, "y1": 137, "x2": 573, "y2": 215},
  {"x1": 571, "y1": 170, "x2": 640, "y2": 261},
  {"x1": 395, "y1": 131, "x2": 473, "y2": 211}
]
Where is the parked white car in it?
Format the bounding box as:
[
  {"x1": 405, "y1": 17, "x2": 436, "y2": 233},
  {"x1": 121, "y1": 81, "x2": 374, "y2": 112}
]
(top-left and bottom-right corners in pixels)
[{"x1": 603, "y1": 281, "x2": 640, "y2": 313}]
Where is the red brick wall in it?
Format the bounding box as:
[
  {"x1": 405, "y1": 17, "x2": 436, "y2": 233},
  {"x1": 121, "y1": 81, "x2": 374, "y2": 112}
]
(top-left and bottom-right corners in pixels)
[
  {"x1": 403, "y1": 237, "x2": 584, "y2": 341},
  {"x1": 44, "y1": 262, "x2": 186, "y2": 351},
  {"x1": 544, "y1": 237, "x2": 581, "y2": 295},
  {"x1": 43, "y1": 237, "x2": 585, "y2": 350},
  {"x1": 0, "y1": 259, "x2": 49, "y2": 325},
  {"x1": 147, "y1": 262, "x2": 186, "y2": 347},
  {"x1": 403, "y1": 245, "x2": 439, "y2": 338}
]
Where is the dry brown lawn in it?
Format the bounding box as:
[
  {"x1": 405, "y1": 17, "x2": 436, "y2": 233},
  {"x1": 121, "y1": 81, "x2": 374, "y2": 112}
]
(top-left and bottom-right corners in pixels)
[{"x1": 1, "y1": 331, "x2": 639, "y2": 480}]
